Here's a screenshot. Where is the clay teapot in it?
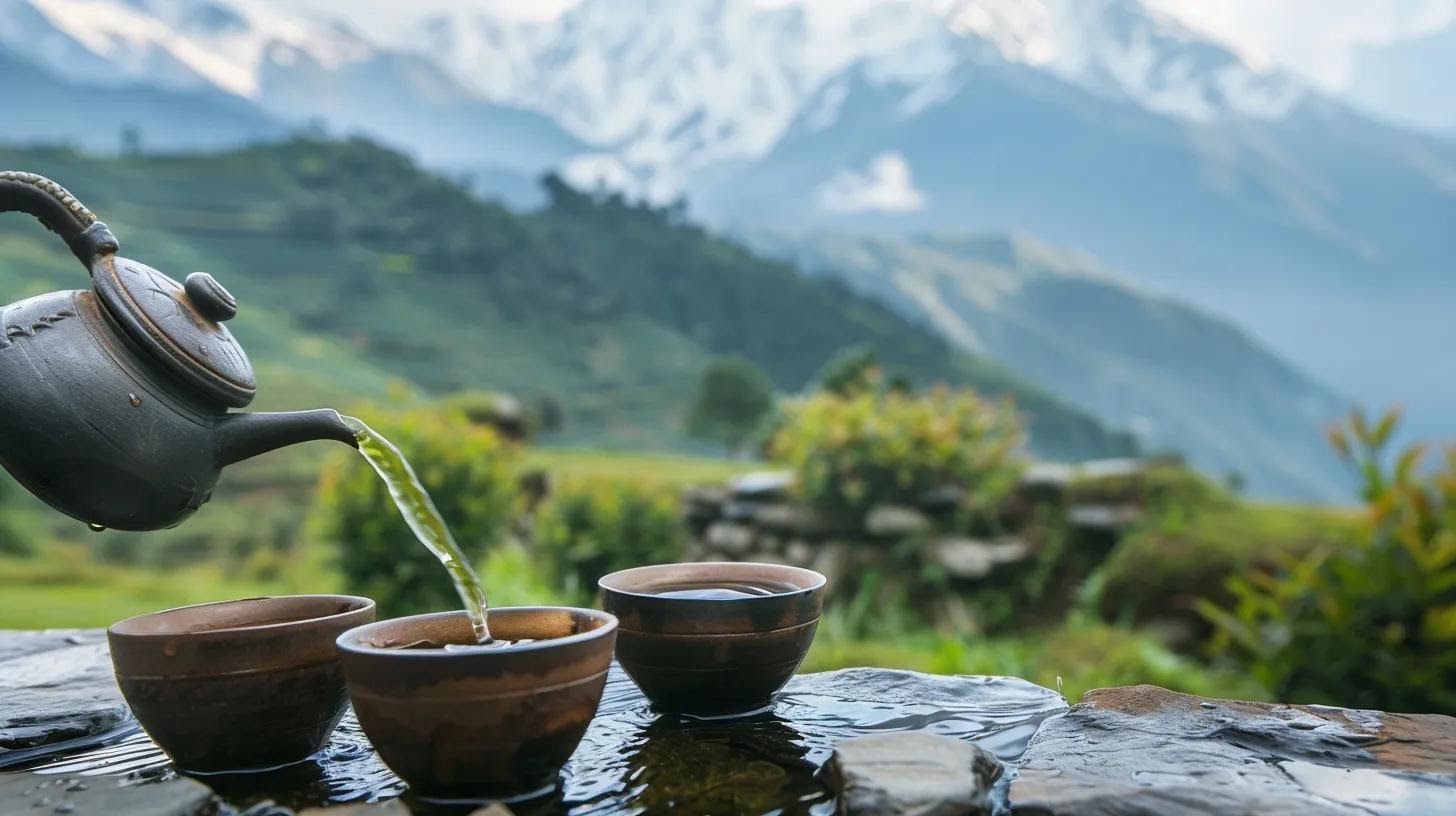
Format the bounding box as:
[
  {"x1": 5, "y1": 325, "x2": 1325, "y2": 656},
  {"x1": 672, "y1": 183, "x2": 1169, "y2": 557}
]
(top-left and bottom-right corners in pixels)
[{"x1": 0, "y1": 171, "x2": 357, "y2": 531}]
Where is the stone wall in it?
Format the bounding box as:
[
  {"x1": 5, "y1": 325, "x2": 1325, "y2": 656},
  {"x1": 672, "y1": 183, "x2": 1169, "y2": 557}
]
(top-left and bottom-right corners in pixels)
[{"x1": 682, "y1": 460, "x2": 1152, "y2": 628}]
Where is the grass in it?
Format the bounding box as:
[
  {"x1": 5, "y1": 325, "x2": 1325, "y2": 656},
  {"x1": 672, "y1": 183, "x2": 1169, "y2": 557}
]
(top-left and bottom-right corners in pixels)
[
  {"x1": 523, "y1": 446, "x2": 761, "y2": 487},
  {"x1": 0, "y1": 549, "x2": 338, "y2": 629},
  {"x1": 803, "y1": 611, "x2": 1270, "y2": 704},
  {"x1": 0, "y1": 540, "x2": 568, "y2": 630}
]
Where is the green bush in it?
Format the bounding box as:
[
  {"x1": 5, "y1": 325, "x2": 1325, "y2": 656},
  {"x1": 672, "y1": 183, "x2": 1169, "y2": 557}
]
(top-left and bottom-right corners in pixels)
[
  {"x1": 1095, "y1": 501, "x2": 1359, "y2": 630},
  {"x1": 311, "y1": 406, "x2": 519, "y2": 619},
  {"x1": 1199, "y1": 409, "x2": 1456, "y2": 713},
  {"x1": 767, "y1": 386, "x2": 1025, "y2": 521},
  {"x1": 534, "y1": 480, "x2": 686, "y2": 601}
]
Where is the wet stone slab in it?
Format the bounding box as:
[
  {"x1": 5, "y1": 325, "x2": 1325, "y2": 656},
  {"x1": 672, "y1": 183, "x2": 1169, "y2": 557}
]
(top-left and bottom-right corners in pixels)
[
  {"x1": 9, "y1": 628, "x2": 1454, "y2": 815},
  {"x1": 0, "y1": 771, "x2": 217, "y2": 815},
  {"x1": 0, "y1": 630, "x2": 1066, "y2": 815},
  {"x1": 1010, "y1": 684, "x2": 1456, "y2": 815},
  {"x1": 0, "y1": 629, "x2": 134, "y2": 766}
]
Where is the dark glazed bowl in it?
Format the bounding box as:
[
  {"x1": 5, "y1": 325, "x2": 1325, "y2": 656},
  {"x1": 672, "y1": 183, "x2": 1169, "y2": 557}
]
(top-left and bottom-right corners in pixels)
[
  {"x1": 598, "y1": 562, "x2": 826, "y2": 716},
  {"x1": 107, "y1": 594, "x2": 376, "y2": 773},
  {"x1": 336, "y1": 607, "x2": 618, "y2": 802}
]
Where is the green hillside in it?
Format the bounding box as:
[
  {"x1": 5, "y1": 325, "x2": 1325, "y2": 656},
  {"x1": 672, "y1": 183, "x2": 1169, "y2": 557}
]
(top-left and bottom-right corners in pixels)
[{"x1": 0, "y1": 139, "x2": 1132, "y2": 459}]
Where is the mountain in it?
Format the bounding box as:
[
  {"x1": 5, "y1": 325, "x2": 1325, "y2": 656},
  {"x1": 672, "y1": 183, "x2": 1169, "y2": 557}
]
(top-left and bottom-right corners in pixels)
[
  {"x1": 0, "y1": 0, "x2": 584, "y2": 187},
  {"x1": 3, "y1": 0, "x2": 1449, "y2": 484},
  {"x1": 1346, "y1": 19, "x2": 1456, "y2": 136},
  {"x1": 405, "y1": 0, "x2": 1454, "y2": 447},
  {"x1": 0, "y1": 138, "x2": 1135, "y2": 460},
  {"x1": 0, "y1": 48, "x2": 283, "y2": 152},
  {"x1": 752, "y1": 230, "x2": 1349, "y2": 500},
  {"x1": 697, "y1": 45, "x2": 1456, "y2": 445}
]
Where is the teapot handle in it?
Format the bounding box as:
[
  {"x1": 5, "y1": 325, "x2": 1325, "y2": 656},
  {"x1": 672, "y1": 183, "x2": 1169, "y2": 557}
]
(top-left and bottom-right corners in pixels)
[{"x1": 0, "y1": 171, "x2": 119, "y2": 268}]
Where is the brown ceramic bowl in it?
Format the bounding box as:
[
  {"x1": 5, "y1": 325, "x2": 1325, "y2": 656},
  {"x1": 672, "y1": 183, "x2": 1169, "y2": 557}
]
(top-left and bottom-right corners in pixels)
[
  {"x1": 336, "y1": 607, "x2": 618, "y2": 802},
  {"x1": 598, "y1": 562, "x2": 826, "y2": 716},
  {"x1": 107, "y1": 594, "x2": 376, "y2": 773}
]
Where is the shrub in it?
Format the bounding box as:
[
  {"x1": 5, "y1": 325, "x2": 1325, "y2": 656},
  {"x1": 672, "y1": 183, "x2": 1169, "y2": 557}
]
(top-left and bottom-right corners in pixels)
[
  {"x1": 767, "y1": 386, "x2": 1025, "y2": 521},
  {"x1": 1199, "y1": 409, "x2": 1456, "y2": 713},
  {"x1": 311, "y1": 406, "x2": 519, "y2": 619},
  {"x1": 1095, "y1": 502, "x2": 1360, "y2": 630},
  {"x1": 534, "y1": 480, "x2": 686, "y2": 601}
]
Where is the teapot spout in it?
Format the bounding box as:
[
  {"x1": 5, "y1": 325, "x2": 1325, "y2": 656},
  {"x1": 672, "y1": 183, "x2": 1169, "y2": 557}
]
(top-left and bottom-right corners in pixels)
[{"x1": 216, "y1": 409, "x2": 359, "y2": 467}]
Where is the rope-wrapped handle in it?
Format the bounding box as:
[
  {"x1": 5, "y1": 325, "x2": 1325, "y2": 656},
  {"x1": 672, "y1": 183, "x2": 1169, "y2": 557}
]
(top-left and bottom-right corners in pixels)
[{"x1": 0, "y1": 171, "x2": 119, "y2": 267}]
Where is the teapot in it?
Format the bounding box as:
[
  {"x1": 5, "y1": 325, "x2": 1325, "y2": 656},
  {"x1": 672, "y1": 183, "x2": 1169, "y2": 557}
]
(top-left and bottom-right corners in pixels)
[{"x1": 0, "y1": 171, "x2": 358, "y2": 531}]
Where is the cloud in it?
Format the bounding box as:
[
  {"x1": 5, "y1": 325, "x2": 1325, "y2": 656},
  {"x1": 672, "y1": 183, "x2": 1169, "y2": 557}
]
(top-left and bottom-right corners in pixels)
[
  {"x1": 1144, "y1": 0, "x2": 1456, "y2": 89},
  {"x1": 818, "y1": 152, "x2": 927, "y2": 213}
]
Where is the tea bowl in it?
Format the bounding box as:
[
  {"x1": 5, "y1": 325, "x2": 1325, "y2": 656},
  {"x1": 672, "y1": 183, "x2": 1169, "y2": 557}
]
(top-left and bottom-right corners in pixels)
[
  {"x1": 336, "y1": 607, "x2": 618, "y2": 802},
  {"x1": 107, "y1": 594, "x2": 376, "y2": 773},
  {"x1": 598, "y1": 562, "x2": 826, "y2": 716}
]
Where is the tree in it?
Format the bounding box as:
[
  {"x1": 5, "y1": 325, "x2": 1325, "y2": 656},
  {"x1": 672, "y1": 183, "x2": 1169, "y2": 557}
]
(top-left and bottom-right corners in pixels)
[
  {"x1": 684, "y1": 356, "x2": 775, "y2": 456},
  {"x1": 818, "y1": 347, "x2": 883, "y2": 397}
]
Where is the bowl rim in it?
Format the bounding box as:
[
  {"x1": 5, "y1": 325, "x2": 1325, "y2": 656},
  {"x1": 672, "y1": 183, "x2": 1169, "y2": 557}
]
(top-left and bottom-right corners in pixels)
[
  {"x1": 336, "y1": 606, "x2": 618, "y2": 658},
  {"x1": 597, "y1": 561, "x2": 827, "y2": 601},
  {"x1": 108, "y1": 594, "x2": 376, "y2": 638}
]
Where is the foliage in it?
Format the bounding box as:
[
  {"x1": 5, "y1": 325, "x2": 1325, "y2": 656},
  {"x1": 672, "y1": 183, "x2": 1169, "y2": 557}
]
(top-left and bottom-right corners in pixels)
[
  {"x1": 1199, "y1": 409, "x2": 1456, "y2": 713},
  {"x1": 684, "y1": 356, "x2": 776, "y2": 453},
  {"x1": 311, "y1": 405, "x2": 519, "y2": 620},
  {"x1": 817, "y1": 346, "x2": 883, "y2": 397},
  {"x1": 0, "y1": 141, "x2": 1137, "y2": 461},
  {"x1": 1095, "y1": 500, "x2": 1358, "y2": 629},
  {"x1": 805, "y1": 612, "x2": 1269, "y2": 704},
  {"x1": 534, "y1": 480, "x2": 687, "y2": 601},
  {"x1": 767, "y1": 386, "x2": 1025, "y2": 520}
]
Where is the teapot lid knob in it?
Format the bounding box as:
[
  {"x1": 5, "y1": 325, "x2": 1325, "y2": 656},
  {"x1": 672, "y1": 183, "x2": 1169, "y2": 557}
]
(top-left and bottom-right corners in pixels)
[{"x1": 184, "y1": 273, "x2": 238, "y2": 322}]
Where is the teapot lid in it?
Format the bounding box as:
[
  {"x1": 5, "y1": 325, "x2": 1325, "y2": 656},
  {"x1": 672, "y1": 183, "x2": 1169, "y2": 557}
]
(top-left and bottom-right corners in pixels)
[{"x1": 92, "y1": 256, "x2": 257, "y2": 408}]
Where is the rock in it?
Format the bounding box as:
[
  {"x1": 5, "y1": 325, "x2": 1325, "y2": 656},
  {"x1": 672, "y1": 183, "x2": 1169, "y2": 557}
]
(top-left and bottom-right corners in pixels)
[
  {"x1": 864, "y1": 504, "x2": 931, "y2": 538},
  {"x1": 0, "y1": 773, "x2": 216, "y2": 815},
  {"x1": 721, "y1": 500, "x2": 762, "y2": 522},
  {"x1": 729, "y1": 470, "x2": 795, "y2": 502},
  {"x1": 1010, "y1": 684, "x2": 1456, "y2": 815},
  {"x1": 0, "y1": 629, "x2": 130, "y2": 765},
  {"x1": 785, "y1": 539, "x2": 814, "y2": 565},
  {"x1": 828, "y1": 732, "x2": 1003, "y2": 815},
  {"x1": 705, "y1": 521, "x2": 756, "y2": 555},
  {"x1": 809, "y1": 541, "x2": 855, "y2": 590},
  {"x1": 1065, "y1": 503, "x2": 1141, "y2": 531},
  {"x1": 298, "y1": 802, "x2": 412, "y2": 816},
  {"x1": 753, "y1": 502, "x2": 796, "y2": 528},
  {"x1": 930, "y1": 537, "x2": 1031, "y2": 579}
]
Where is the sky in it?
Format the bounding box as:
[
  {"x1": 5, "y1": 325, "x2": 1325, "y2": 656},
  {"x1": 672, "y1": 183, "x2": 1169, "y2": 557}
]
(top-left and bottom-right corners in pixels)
[{"x1": 280, "y1": 0, "x2": 1456, "y2": 94}]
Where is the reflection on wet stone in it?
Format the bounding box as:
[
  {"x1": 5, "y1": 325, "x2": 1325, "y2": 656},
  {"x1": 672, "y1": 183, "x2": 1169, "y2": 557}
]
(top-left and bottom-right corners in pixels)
[
  {"x1": 626, "y1": 715, "x2": 820, "y2": 813},
  {"x1": 5, "y1": 636, "x2": 1066, "y2": 816}
]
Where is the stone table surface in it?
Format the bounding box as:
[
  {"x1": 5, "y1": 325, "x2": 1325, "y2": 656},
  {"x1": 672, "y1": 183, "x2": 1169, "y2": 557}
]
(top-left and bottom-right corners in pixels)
[{"x1": 3, "y1": 629, "x2": 1456, "y2": 815}]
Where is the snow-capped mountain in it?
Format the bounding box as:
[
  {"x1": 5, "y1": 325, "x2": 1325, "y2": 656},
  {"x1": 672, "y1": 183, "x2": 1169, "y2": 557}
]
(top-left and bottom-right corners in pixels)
[
  {"x1": 0, "y1": 0, "x2": 368, "y2": 98},
  {"x1": 410, "y1": 0, "x2": 1308, "y2": 199}
]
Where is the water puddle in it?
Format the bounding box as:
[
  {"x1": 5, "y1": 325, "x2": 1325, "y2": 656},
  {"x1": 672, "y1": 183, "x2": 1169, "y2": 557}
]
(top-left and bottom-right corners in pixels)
[
  {"x1": 1279, "y1": 760, "x2": 1456, "y2": 815},
  {"x1": 20, "y1": 667, "x2": 1066, "y2": 814}
]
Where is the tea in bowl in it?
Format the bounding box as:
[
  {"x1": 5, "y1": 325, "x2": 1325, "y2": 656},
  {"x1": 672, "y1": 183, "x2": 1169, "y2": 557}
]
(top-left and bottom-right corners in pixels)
[
  {"x1": 107, "y1": 594, "x2": 376, "y2": 773},
  {"x1": 336, "y1": 606, "x2": 617, "y2": 802},
  {"x1": 598, "y1": 562, "x2": 826, "y2": 716}
]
